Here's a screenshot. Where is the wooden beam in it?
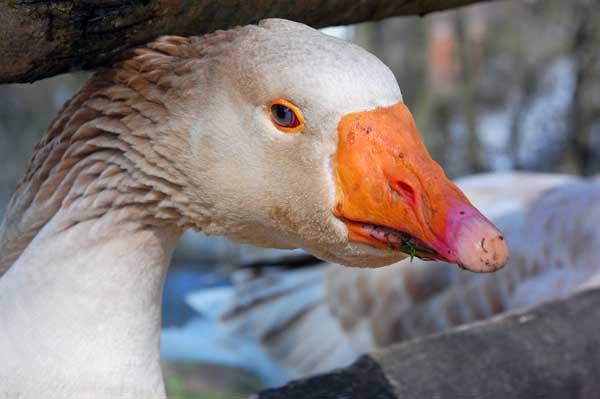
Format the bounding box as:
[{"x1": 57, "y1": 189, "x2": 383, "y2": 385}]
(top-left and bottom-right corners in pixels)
[{"x1": 0, "y1": 0, "x2": 497, "y2": 84}]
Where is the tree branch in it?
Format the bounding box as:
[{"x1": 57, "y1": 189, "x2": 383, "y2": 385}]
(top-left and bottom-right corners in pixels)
[
  {"x1": 255, "y1": 288, "x2": 600, "y2": 399},
  {"x1": 0, "y1": 0, "x2": 497, "y2": 84}
]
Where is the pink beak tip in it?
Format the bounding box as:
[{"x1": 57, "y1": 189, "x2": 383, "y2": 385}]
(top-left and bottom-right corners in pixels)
[{"x1": 449, "y1": 216, "x2": 509, "y2": 273}]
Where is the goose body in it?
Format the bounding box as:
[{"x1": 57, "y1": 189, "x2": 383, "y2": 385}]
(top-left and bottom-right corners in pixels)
[
  {"x1": 0, "y1": 19, "x2": 507, "y2": 398},
  {"x1": 176, "y1": 172, "x2": 600, "y2": 384}
]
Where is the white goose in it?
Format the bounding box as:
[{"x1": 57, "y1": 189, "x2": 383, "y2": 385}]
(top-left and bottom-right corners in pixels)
[
  {"x1": 0, "y1": 19, "x2": 508, "y2": 398},
  {"x1": 178, "y1": 172, "x2": 600, "y2": 385}
]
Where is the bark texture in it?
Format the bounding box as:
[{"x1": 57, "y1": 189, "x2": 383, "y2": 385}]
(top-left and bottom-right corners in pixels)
[
  {"x1": 0, "y1": 0, "x2": 496, "y2": 84},
  {"x1": 256, "y1": 288, "x2": 600, "y2": 399}
]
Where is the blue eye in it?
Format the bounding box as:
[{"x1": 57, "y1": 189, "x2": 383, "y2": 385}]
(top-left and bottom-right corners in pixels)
[
  {"x1": 269, "y1": 99, "x2": 304, "y2": 132},
  {"x1": 271, "y1": 104, "x2": 296, "y2": 127}
]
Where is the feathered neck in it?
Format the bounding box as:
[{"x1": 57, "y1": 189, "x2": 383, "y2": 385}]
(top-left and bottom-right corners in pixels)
[
  {"x1": 0, "y1": 33, "x2": 237, "y2": 275},
  {"x1": 0, "y1": 32, "x2": 250, "y2": 398}
]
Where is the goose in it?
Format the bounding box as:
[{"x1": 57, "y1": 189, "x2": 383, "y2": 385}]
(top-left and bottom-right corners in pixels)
[
  {"x1": 0, "y1": 19, "x2": 508, "y2": 398},
  {"x1": 176, "y1": 172, "x2": 600, "y2": 385}
]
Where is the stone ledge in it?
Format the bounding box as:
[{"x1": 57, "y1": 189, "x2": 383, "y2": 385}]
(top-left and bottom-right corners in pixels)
[{"x1": 256, "y1": 288, "x2": 600, "y2": 399}]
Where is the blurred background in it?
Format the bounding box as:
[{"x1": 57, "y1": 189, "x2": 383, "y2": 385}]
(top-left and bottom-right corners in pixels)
[{"x1": 1, "y1": 0, "x2": 599, "y2": 397}]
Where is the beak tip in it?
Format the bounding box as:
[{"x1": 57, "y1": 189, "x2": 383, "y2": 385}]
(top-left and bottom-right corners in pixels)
[{"x1": 451, "y1": 218, "x2": 509, "y2": 273}]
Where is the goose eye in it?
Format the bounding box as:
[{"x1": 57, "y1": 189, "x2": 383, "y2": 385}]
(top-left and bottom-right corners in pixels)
[
  {"x1": 272, "y1": 105, "x2": 295, "y2": 126},
  {"x1": 269, "y1": 99, "x2": 304, "y2": 133}
]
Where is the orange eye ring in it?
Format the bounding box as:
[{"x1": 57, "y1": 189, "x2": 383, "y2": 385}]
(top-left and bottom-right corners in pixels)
[{"x1": 269, "y1": 99, "x2": 305, "y2": 133}]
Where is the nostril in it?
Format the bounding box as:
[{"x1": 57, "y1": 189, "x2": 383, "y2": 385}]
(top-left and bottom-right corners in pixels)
[{"x1": 394, "y1": 181, "x2": 416, "y2": 202}]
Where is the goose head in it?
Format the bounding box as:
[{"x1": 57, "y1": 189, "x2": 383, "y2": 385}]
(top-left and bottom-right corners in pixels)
[
  {"x1": 170, "y1": 19, "x2": 507, "y2": 271},
  {"x1": 164, "y1": 19, "x2": 508, "y2": 271}
]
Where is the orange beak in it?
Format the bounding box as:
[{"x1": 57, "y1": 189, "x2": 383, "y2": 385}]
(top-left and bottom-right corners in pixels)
[{"x1": 333, "y1": 102, "x2": 508, "y2": 272}]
